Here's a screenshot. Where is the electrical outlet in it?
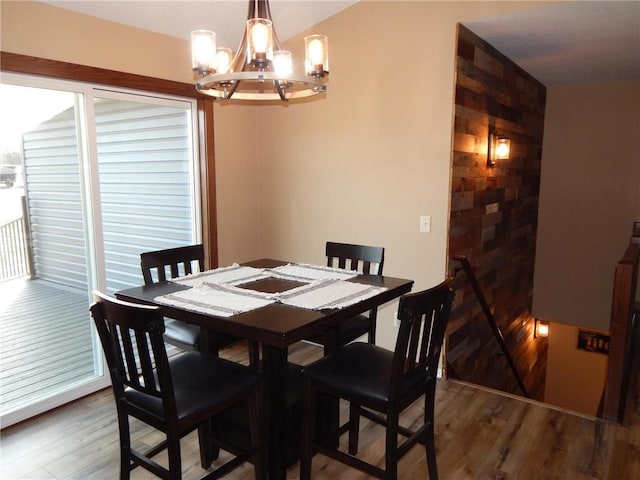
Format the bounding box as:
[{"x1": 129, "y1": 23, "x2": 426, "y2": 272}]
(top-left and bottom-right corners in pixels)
[{"x1": 393, "y1": 311, "x2": 400, "y2": 328}]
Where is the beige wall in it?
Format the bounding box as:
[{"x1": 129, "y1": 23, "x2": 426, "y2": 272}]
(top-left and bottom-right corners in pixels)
[
  {"x1": 0, "y1": 1, "x2": 193, "y2": 83},
  {"x1": 213, "y1": 104, "x2": 262, "y2": 263},
  {"x1": 544, "y1": 322, "x2": 608, "y2": 416},
  {"x1": 3, "y1": 1, "x2": 554, "y2": 350},
  {"x1": 533, "y1": 80, "x2": 640, "y2": 331},
  {"x1": 247, "y1": 1, "x2": 549, "y2": 348}
]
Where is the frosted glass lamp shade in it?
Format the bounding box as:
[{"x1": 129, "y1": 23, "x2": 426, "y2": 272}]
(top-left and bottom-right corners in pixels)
[
  {"x1": 191, "y1": 30, "x2": 216, "y2": 74},
  {"x1": 305, "y1": 35, "x2": 329, "y2": 77},
  {"x1": 247, "y1": 18, "x2": 273, "y2": 67}
]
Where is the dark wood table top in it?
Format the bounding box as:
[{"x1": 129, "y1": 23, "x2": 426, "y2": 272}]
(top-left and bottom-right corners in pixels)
[{"x1": 115, "y1": 258, "x2": 414, "y2": 349}]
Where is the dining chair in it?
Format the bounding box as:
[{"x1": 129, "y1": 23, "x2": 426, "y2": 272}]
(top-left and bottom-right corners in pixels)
[
  {"x1": 299, "y1": 279, "x2": 454, "y2": 480},
  {"x1": 90, "y1": 291, "x2": 266, "y2": 480},
  {"x1": 306, "y1": 241, "x2": 385, "y2": 350},
  {"x1": 140, "y1": 244, "x2": 239, "y2": 356}
]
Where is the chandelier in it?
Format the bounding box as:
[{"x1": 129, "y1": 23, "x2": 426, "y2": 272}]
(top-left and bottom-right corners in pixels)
[{"x1": 191, "y1": 0, "x2": 329, "y2": 102}]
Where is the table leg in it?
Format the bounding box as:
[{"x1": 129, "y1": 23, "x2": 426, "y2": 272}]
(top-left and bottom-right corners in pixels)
[
  {"x1": 197, "y1": 327, "x2": 220, "y2": 468},
  {"x1": 262, "y1": 345, "x2": 288, "y2": 480},
  {"x1": 319, "y1": 327, "x2": 340, "y2": 449}
]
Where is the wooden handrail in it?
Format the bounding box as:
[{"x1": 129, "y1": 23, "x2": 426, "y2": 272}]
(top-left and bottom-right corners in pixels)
[
  {"x1": 451, "y1": 255, "x2": 530, "y2": 398},
  {"x1": 601, "y1": 222, "x2": 640, "y2": 422}
]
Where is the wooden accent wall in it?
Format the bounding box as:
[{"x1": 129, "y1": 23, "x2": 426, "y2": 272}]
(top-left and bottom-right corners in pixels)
[{"x1": 446, "y1": 26, "x2": 547, "y2": 400}]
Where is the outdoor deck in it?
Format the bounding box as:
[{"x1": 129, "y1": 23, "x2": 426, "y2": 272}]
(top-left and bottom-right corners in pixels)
[{"x1": 0, "y1": 277, "x2": 96, "y2": 416}]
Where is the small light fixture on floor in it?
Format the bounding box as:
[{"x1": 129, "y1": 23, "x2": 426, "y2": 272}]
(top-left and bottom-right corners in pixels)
[
  {"x1": 534, "y1": 318, "x2": 549, "y2": 338},
  {"x1": 487, "y1": 130, "x2": 510, "y2": 167}
]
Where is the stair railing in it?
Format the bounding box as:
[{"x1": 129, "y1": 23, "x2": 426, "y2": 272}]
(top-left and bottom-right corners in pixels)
[
  {"x1": 451, "y1": 254, "x2": 530, "y2": 398},
  {"x1": 601, "y1": 222, "x2": 640, "y2": 422}
]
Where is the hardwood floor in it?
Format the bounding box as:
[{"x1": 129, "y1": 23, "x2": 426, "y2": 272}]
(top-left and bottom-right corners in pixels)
[{"x1": 1, "y1": 341, "x2": 638, "y2": 479}]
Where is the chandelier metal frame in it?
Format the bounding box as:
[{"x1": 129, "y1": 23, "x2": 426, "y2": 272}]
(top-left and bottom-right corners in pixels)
[{"x1": 193, "y1": 0, "x2": 328, "y2": 102}]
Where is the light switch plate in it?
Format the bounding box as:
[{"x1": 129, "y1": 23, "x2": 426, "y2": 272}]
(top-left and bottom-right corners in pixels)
[{"x1": 419, "y1": 215, "x2": 431, "y2": 233}]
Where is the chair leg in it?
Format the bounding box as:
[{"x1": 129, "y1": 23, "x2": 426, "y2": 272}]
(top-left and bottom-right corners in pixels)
[
  {"x1": 198, "y1": 422, "x2": 220, "y2": 468},
  {"x1": 348, "y1": 403, "x2": 361, "y2": 455},
  {"x1": 300, "y1": 379, "x2": 316, "y2": 480},
  {"x1": 166, "y1": 434, "x2": 182, "y2": 480},
  {"x1": 116, "y1": 406, "x2": 132, "y2": 480},
  {"x1": 425, "y1": 431, "x2": 439, "y2": 480},
  {"x1": 424, "y1": 391, "x2": 438, "y2": 480},
  {"x1": 385, "y1": 411, "x2": 399, "y2": 480}
]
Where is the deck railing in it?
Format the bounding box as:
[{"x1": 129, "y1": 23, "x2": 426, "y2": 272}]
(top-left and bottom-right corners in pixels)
[
  {"x1": 0, "y1": 216, "x2": 30, "y2": 282},
  {"x1": 0, "y1": 197, "x2": 31, "y2": 282}
]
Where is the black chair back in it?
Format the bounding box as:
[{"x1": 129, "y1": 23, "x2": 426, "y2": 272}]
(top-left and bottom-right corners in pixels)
[
  {"x1": 392, "y1": 279, "x2": 454, "y2": 403},
  {"x1": 91, "y1": 291, "x2": 177, "y2": 421},
  {"x1": 300, "y1": 278, "x2": 455, "y2": 480},
  {"x1": 316, "y1": 241, "x2": 386, "y2": 347},
  {"x1": 90, "y1": 291, "x2": 266, "y2": 480},
  {"x1": 326, "y1": 241, "x2": 384, "y2": 275},
  {"x1": 141, "y1": 244, "x2": 205, "y2": 285},
  {"x1": 139, "y1": 244, "x2": 210, "y2": 353}
]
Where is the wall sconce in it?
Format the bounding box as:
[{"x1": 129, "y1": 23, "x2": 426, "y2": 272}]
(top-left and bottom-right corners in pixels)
[
  {"x1": 487, "y1": 130, "x2": 510, "y2": 167},
  {"x1": 534, "y1": 318, "x2": 549, "y2": 339}
]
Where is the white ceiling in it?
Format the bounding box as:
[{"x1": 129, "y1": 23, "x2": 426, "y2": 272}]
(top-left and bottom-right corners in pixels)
[
  {"x1": 463, "y1": 1, "x2": 640, "y2": 85},
  {"x1": 43, "y1": 1, "x2": 358, "y2": 52},
  {"x1": 43, "y1": 0, "x2": 640, "y2": 86}
]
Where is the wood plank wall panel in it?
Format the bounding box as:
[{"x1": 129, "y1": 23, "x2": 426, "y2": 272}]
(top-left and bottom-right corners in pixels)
[{"x1": 446, "y1": 25, "x2": 547, "y2": 400}]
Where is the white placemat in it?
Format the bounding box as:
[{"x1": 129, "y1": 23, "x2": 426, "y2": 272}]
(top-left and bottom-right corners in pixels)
[
  {"x1": 154, "y1": 283, "x2": 275, "y2": 317},
  {"x1": 268, "y1": 263, "x2": 358, "y2": 282},
  {"x1": 173, "y1": 263, "x2": 269, "y2": 287},
  {"x1": 276, "y1": 279, "x2": 386, "y2": 310}
]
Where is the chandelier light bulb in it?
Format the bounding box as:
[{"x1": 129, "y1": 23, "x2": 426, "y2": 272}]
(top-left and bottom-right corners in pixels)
[
  {"x1": 251, "y1": 22, "x2": 269, "y2": 53},
  {"x1": 308, "y1": 39, "x2": 324, "y2": 65},
  {"x1": 305, "y1": 35, "x2": 328, "y2": 77},
  {"x1": 273, "y1": 50, "x2": 293, "y2": 75},
  {"x1": 216, "y1": 48, "x2": 233, "y2": 74},
  {"x1": 247, "y1": 18, "x2": 273, "y2": 66}
]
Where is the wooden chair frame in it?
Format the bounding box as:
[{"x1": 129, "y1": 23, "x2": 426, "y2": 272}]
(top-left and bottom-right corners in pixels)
[
  {"x1": 300, "y1": 279, "x2": 454, "y2": 480},
  {"x1": 141, "y1": 244, "x2": 253, "y2": 360},
  {"x1": 320, "y1": 241, "x2": 385, "y2": 346},
  {"x1": 91, "y1": 291, "x2": 265, "y2": 480},
  {"x1": 141, "y1": 244, "x2": 205, "y2": 285}
]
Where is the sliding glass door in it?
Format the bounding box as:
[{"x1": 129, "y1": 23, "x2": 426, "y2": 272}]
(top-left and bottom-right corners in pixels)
[
  {"x1": 0, "y1": 81, "x2": 97, "y2": 427},
  {"x1": 0, "y1": 74, "x2": 200, "y2": 427}
]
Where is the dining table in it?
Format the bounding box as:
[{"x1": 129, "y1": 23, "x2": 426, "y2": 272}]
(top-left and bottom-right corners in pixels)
[{"x1": 115, "y1": 258, "x2": 414, "y2": 480}]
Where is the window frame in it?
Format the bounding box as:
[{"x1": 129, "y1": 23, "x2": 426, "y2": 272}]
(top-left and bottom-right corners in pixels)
[{"x1": 0, "y1": 51, "x2": 219, "y2": 268}]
